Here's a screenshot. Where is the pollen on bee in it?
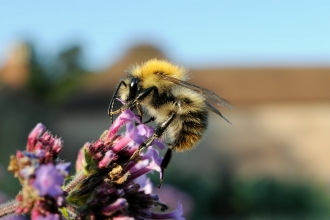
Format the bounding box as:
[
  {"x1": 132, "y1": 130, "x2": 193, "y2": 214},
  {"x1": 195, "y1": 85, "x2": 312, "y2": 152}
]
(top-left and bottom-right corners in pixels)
[{"x1": 130, "y1": 59, "x2": 189, "y2": 89}]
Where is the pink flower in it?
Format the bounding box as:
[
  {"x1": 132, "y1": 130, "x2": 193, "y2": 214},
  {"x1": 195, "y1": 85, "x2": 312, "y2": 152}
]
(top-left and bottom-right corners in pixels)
[
  {"x1": 5, "y1": 110, "x2": 185, "y2": 220},
  {"x1": 7, "y1": 123, "x2": 70, "y2": 219},
  {"x1": 27, "y1": 123, "x2": 46, "y2": 151},
  {"x1": 71, "y1": 109, "x2": 184, "y2": 220}
]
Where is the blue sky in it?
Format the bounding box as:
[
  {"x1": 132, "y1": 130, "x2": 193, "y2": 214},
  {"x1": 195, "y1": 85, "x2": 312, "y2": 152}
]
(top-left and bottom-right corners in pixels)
[{"x1": 1, "y1": 1, "x2": 329, "y2": 70}]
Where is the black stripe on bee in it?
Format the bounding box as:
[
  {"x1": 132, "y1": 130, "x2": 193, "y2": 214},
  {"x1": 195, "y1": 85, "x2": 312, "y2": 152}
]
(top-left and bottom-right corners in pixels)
[
  {"x1": 150, "y1": 90, "x2": 176, "y2": 108},
  {"x1": 171, "y1": 110, "x2": 209, "y2": 151}
]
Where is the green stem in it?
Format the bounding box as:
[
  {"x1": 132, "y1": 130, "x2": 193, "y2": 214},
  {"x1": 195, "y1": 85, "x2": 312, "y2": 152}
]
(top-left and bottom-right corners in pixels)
[
  {"x1": 66, "y1": 203, "x2": 78, "y2": 219},
  {"x1": 64, "y1": 171, "x2": 87, "y2": 193}
]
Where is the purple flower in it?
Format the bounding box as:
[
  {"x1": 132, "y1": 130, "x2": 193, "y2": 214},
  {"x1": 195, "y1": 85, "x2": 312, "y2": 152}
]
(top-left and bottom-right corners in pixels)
[
  {"x1": 127, "y1": 147, "x2": 163, "y2": 180},
  {"x1": 56, "y1": 162, "x2": 71, "y2": 176},
  {"x1": 69, "y1": 109, "x2": 184, "y2": 220},
  {"x1": 102, "y1": 198, "x2": 128, "y2": 216},
  {"x1": 107, "y1": 110, "x2": 140, "y2": 140},
  {"x1": 33, "y1": 164, "x2": 64, "y2": 197},
  {"x1": 6, "y1": 123, "x2": 70, "y2": 219},
  {"x1": 98, "y1": 150, "x2": 117, "y2": 169},
  {"x1": 134, "y1": 175, "x2": 153, "y2": 194},
  {"x1": 4, "y1": 111, "x2": 186, "y2": 220}
]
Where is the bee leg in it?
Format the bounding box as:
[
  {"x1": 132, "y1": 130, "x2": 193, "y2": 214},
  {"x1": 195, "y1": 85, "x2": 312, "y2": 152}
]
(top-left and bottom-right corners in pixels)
[
  {"x1": 109, "y1": 87, "x2": 156, "y2": 118},
  {"x1": 127, "y1": 112, "x2": 176, "y2": 184},
  {"x1": 108, "y1": 80, "x2": 127, "y2": 123},
  {"x1": 135, "y1": 102, "x2": 143, "y2": 122},
  {"x1": 143, "y1": 117, "x2": 155, "y2": 124},
  {"x1": 108, "y1": 99, "x2": 138, "y2": 118},
  {"x1": 157, "y1": 148, "x2": 172, "y2": 188},
  {"x1": 138, "y1": 111, "x2": 176, "y2": 152}
]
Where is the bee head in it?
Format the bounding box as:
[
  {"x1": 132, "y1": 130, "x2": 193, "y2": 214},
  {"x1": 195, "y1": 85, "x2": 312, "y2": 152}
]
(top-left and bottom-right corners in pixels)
[{"x1": 127, "y1": 77, "x2": 139, "y2": 101}]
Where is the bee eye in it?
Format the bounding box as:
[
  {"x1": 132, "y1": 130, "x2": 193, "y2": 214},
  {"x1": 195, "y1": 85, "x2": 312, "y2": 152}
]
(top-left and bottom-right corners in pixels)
[{"x1": 128, "y1": 78, "x2": 138, "y2": 100}]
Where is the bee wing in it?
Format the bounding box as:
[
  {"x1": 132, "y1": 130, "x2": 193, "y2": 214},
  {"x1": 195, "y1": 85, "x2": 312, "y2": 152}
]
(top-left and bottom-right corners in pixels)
[
  {"x1": 205, "y1": 101, "x2": 231, "y2": 124},
  {"x1": 158, "y1": 74, "x2": 233, "y2": 110}
]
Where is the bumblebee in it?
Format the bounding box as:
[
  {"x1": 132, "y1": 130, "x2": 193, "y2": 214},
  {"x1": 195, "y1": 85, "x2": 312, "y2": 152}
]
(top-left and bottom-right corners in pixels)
[{"x1": 108, "y1": 59, "x2": 232, "y2": 185}]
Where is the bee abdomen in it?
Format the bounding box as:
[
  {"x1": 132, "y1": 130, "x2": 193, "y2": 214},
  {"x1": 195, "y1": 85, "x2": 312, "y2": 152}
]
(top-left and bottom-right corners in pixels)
[{"x1": 171, "y1": 110, "x2": 208, "y2": 152}]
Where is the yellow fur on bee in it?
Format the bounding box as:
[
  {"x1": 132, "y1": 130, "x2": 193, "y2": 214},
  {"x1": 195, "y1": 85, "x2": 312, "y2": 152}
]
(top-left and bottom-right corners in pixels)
[{"x1": 129, "y1": 59, "x2": 188, "y2": 89}]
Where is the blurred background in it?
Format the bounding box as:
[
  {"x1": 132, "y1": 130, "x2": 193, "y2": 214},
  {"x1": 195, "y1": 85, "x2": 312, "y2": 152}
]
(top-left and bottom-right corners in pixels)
[{"x1": 1, "y1": 1, "x2": 330, "y2": 219}]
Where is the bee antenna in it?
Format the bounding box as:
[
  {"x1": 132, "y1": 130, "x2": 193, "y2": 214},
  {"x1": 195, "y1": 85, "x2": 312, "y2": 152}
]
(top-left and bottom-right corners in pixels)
[{"x1": 108, "y1": 80, "x2": 126, "y2": 123}]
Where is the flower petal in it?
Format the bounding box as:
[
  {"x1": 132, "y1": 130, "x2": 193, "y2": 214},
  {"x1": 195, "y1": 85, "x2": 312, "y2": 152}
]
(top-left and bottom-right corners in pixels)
[
  {"x1": 56, "y1": 162, "x2": 71, "y2": 177},
  {"x1": 27, "y1": 123, "x2": 46, "y2": 151},
  {"x1": 98, "y1": 150, "x2": 117, "y2": 169},
  {"x1": 135, "y1": 175, "x2": 153, "y2": 194},
  {"x1": 33, "y1": 164, "x2": 64, "y2": 197},
  {"x1": 107, "y1": 110, "x2": 140, "y2": 139},
  {"x1": 102, "y1": 198, "x2": 128, "y2": 216}
]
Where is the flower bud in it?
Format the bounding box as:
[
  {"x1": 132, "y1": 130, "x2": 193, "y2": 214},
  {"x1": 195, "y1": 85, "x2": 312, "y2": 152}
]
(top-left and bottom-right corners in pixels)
[{"x1": 27, "y1": 123, "x2": 46, "y2": 151}]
